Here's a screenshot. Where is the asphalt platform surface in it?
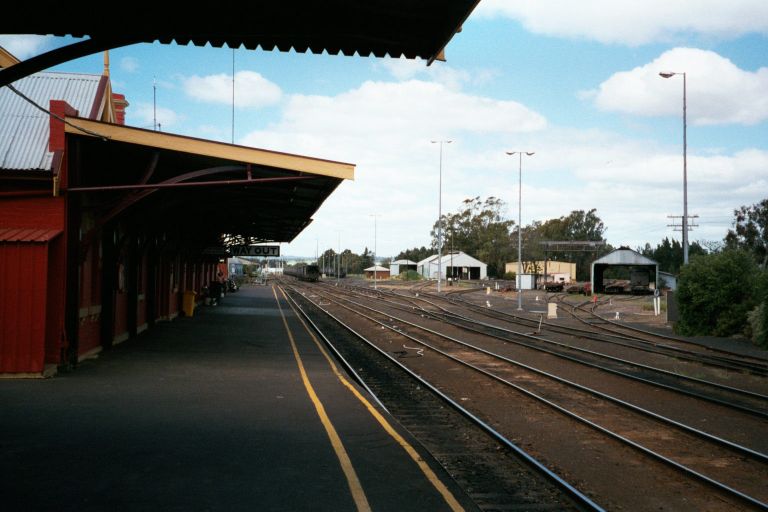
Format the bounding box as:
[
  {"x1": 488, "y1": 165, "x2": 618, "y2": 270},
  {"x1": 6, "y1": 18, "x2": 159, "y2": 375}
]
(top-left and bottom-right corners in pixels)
[{"x1": 0, "y1": 284, "x2": 475, "y2": 511}]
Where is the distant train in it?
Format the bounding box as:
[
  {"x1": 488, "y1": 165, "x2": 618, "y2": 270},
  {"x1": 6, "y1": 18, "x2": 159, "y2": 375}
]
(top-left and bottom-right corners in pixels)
[{"x1": 285, "y1": 264, "x2": 320, "y2": 282}]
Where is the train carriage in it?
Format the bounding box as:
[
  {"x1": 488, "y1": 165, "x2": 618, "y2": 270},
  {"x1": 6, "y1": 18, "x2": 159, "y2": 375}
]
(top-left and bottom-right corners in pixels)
[{"x1": 285, "y1": 263, "x2": 320, "y2": 282}]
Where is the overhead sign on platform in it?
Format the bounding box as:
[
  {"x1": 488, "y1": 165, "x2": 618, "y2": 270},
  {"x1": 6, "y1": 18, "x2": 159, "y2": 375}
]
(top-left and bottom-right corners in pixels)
[{"x1": 230, "y1": 245, "x2": 280, "y2": 257}]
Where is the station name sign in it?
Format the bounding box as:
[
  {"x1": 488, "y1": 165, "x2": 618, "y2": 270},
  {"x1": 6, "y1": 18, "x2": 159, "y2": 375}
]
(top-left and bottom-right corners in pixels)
[{"x1": 230, "y1": 245, "x2": 280, "y2": 257}]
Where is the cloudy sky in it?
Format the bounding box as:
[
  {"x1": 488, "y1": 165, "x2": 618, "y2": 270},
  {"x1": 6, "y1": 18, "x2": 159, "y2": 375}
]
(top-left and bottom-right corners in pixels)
[{"x1": 3, "y1": 1, "x2": 768, "y2": 259}]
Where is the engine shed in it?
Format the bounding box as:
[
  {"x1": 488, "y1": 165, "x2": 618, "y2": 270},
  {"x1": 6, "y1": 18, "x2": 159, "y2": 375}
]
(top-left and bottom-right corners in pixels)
[{"x1": 590, "y1": 248, "x2": 659, "y2": 294}]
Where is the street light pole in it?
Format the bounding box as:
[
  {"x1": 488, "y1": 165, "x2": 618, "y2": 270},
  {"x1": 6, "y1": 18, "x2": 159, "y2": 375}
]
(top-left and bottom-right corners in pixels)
[
  {"x1": 431, "y1": 140, "x2": 452, "y2": 293},
  {"x1": 370, "y1": 214, "x2": 379, "y2": 290},
  {"x1": 659, "y1": 70, "x2": 689, "y2": 265},
  {"x1": 450, "y1": 221, "x2": 454, "y2": 283},
  {"x1": 337, "y1": 233, "x2": 340, "y2": 286},
  {"x1": 506, "y1": 151, "x2": 535, "y2": 311}
]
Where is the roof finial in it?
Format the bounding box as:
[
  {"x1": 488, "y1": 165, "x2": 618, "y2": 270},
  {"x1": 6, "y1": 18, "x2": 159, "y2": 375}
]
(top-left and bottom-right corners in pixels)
[{"x1": 103, "y1": 50, "x2": 110, "y2": 77}]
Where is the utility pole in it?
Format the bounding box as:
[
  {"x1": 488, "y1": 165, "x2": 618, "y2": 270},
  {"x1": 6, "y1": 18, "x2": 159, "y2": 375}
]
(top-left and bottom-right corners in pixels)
[{"x1": 431, "y1": 140, "x2": 452, "y2": 292}]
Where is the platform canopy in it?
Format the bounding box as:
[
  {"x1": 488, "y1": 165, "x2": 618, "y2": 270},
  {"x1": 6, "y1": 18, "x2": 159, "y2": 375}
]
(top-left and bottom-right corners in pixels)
[
  {"x1": 0, "y1": 1, "x2": 481, "y2": 86},
  {"x1": 64, "y1": 118, "x2": 354, "y2": 245}
]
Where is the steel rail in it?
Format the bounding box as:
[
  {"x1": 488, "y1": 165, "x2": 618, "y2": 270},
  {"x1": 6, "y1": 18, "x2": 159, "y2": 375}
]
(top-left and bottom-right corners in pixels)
[
  {"x1": 306, "y1": 285, "x2": 768, "y2": 511},
  {"x1": 314, "y1": 286, "x2": 768, "y2": 463},
  {"x1": 568, "y1": 298, "x2": 768, "y2": 371},
  {"x1": 278, "y1": 285, "x2": 389, "y2": 414},
  {"x1": 555, "y1": 293, "x2": 768, "y2": 372},
  {"x1": 426, "y1": 293, "x2": 768, "y2": 401},
  {"x1": 332, "y1": 284, "x2": 768, "y2": 409},
  {"x1": 284, "y1": 284, "x2": 605, "y2": 512},
  {"x1": 446, "y1": 292, "x2": 768, "y2": 375}
]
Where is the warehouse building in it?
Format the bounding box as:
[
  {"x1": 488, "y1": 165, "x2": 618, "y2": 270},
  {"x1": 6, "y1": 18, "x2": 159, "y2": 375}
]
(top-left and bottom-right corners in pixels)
[
  {"x1": 363, "y1": 265, "x2": 390, "y2": 280},
  {"x1": 505, "y1": 260, "x2": 576, "y2": 284},
  {"x1": 389, "y1": 259, "x2": 417, "y2": 275},
  {"x1": 418, "y1": 251, "x2": 487, "y2": 280},
  {"x1": 591, "y1": 248, "x2": 659, "y2": 294}
]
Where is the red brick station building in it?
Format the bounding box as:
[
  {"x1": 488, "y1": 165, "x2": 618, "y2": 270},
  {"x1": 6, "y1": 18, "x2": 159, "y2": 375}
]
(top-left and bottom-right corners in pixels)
[
  {"x1": 0, "y1": 3, "x2": 477, "y2": 376},
  {"x1": 0, "y1": 51, "x2": 354, "y2": 376}
]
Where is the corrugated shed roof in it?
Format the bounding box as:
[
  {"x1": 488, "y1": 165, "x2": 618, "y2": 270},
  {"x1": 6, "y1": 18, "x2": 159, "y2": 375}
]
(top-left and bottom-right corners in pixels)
[
  {"x1": 0, "y1": 72, "x2": 101, "y2": 171},
  {"x1": 417, "y1": 255, "x2": 439, "y2": 266},
  {"x1": 0, "y1": 227, "x2": 63, "y2": 242},
  {"x1": 593, "y1": 249, "x2": 657, "y2": 266},
  {"x1": 435, "y1": 251, "x2": 486, "y2": 266},
  {"x1": 364, "y1": 265, "x2": 389, "y2": 272}
]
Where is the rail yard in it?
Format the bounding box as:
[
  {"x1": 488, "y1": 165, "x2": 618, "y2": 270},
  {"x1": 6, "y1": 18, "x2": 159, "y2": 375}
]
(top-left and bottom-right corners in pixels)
[{"x1": 280, "y1": 276, "x2": 768, "y2": 511}]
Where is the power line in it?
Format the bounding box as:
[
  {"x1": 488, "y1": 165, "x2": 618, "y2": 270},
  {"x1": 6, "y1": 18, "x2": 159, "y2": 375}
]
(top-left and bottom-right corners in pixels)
[{"x1": 667, "y1": 214, "x2": 699, "y2": 232}]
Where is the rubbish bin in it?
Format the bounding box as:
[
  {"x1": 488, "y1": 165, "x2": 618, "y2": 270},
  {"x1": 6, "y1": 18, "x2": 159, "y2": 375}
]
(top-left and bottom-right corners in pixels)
[{"x1": 183, "y1": 290, "x2": 197, "y2": 317}]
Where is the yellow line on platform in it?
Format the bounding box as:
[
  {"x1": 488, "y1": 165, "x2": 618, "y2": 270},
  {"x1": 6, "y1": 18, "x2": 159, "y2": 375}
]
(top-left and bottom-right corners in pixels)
[
  {"x1": 272, "y1": 286, "x2": 372, "y2": 512},
  {"x1": 278, "y1": 286, "x2": 464, "y2": 512}
]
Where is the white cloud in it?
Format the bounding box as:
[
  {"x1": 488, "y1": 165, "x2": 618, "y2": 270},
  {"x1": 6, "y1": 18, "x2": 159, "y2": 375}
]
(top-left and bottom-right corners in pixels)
[
  {"x1": 232, "y1": 78, "x2": 766, "y2": 257},
  {"x1": 588, "y1": 48, "x2": 768, "y2": 125},
  {"x1": 128, "y1": 102, "x2": 183, "y2": 130},
  {"x1": 378, "y1": 58, "x2": 497, "y2": 90},
  {"x1": 120, "y1": 56, "x2": 139, "y2": 73},
  {"x1": 250, "y1": 79, "x2": 545, "y2": 152},
  {"x1": 183, "y1": 70, "x2": 282, "y2": 108},
  {"x1": 475, "y1": 0, "x2": 768, "y2": 45},
  {"x1": 0, "y1": 35, "x2": 52, "y2": 59},
  {"x1": 239, "y1": 79, "x2": 546, "y2": 256},
  {"x1": 509, "y1": 132, "x2": 768, "y2": 250}
]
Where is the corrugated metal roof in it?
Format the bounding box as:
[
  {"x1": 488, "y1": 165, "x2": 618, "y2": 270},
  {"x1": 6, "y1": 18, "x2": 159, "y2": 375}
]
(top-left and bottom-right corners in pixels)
[
  {"x1": 9, "y1": 2, "x2": 479, "y2": 61},
  {"x1": 417, "y1": 255, "x2": 439, "y2": 266},
  {"x1": 364, "y1": 265, "x2": 389, "y2": 272},
  {"x1": 0, "y1": 72, "x2": 101, "y2": 171},
  {"x1": 0, "y1": 227, "x2": 63, "y2": 242},
  {"x1": 593, "y1": 249, "x2": 657, "y2": 266},
  {"x1": 1, "y1": 3, "x2": 481, "y2": 88},
  {"x1": 435, "y1": 251, "x2": 486, "y2": 267}
]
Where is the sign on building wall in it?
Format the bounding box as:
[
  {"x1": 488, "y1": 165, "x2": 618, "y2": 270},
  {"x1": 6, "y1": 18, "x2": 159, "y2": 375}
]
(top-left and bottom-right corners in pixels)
[{"x1": 230, "y1": 245, "x2": 280, "y2": 257}]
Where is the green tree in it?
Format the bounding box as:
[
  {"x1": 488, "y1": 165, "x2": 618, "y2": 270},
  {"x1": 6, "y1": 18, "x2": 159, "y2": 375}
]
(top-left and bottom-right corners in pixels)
[
  {"x1": 535, "y1": 209, "x2": 609, "y2": 281},
  {"x1": 395, "y1": 246, "x2": 432, "y2": 263},
  {"x1": 747, "y1": 271, "x2": 768, "y2": 348},
  {"x1": 676, "y1": 250, "x2": 761, "y2": 337},
  {"x1": 316, "y1": 248, "x2": 374, "y2": 275},
  {"x1": 724, "y1": 198, "x2": 768, "y2": 267},
  {"x1": 359, "y1": 247, "x2": 374, "y2": 272},
  {"x1": 638, "y1": 237, "x2": 707, "y2": 275},
  {"x1": 431, "y1": 197, "x2": 515, "y2": 278}
]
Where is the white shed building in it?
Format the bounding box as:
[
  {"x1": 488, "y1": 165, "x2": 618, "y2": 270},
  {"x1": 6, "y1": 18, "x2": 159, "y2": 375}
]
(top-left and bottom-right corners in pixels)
[
  {"x1": 418, "y1": 251, "x2": 487, "y2": 280},
  {"x1": 659, "y1": 271, "x2": 677, "y2": 291},
  {"x1": 417, "y1": 255, "x2": 438, "y2": 278},
  {"x1": 390, "y1": 259, "x2": 417, "y2": 275}
]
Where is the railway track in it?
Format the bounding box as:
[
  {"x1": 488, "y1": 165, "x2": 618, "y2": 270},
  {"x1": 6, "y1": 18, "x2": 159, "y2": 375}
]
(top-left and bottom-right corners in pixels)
[
  {"x1": 445, "y1": 290, "x2": 768, "y2": 377},
  {"x1": 338, "y1": 283, "x2": 768, "y2": 419},
  {"x1": 284, "y1": 279, "x2": 768, "y2": 510},
  {"x1": 280, "y1": 283, "x2": 602, "y2": 512},
  {"x1": 559, "y1": 294, "x2": 768, "y2": 375}
]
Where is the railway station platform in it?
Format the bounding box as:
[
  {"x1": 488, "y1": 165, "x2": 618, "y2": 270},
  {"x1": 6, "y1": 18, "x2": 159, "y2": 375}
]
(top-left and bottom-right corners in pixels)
[{"x1": 0, "y1": 284, "x2": 476, "y2": 511}]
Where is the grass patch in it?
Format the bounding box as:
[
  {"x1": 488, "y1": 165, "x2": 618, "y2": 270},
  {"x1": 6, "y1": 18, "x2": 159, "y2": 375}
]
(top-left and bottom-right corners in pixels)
[
  {"x1": 642, "y1": 300, "x2": 667, "y2": 312},
  {"x1": 400, "y1": 270, "x2": 422, "y2": 281}
]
